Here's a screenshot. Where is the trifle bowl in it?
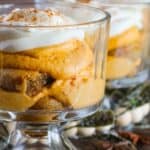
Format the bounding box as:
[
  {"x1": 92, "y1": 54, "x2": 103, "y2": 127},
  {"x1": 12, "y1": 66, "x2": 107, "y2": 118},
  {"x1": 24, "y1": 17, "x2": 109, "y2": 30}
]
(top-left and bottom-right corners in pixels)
[
  {"x1": 0, "y1": 1, "x2": 110, "y2": 149},
  {"x1": 103, "y1": 2, "x2": 149, "y2": 88},
  {"x1": 65, "y1": 0, "x2": 150, "y2": 88},
  {"x1": 99, "y1": 1, "x2": 150, "y2": 128},
  {"x1": 67, "y1": 0, "x2": 150, "y2": 127}
]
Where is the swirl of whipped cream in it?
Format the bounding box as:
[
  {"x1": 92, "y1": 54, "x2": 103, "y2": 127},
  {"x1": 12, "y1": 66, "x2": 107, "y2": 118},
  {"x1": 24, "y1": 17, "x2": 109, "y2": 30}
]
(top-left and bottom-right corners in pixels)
[
  {"x1": 64, "y1": 1, "x2": 143, "y2": 37},
  {"x1": 106, "y1": 7, "x2": 143, "y2": 37},
  {"x1": 81, "y1": 1, "x2": 143, "y2": 37},
  {"x1": 0, "y1": 8, "x2": 84, "y2": 52}
]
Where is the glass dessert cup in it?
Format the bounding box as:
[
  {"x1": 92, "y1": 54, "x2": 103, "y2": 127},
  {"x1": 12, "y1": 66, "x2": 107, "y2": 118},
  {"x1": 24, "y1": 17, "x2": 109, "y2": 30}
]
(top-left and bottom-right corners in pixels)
[
  {"x1": 99, "y1": 2, "x2": 150, "y2": 128},
  {"x1": 104, "y1": 3, "x2": 150, "y2": 89},
  {"x1": 63, "y1": 0, "x2": 150, "y2": 129},
  {"x1": 0, "y1": 1, "x2": 110, "y2": 149},
  {"x1": 64, "y1": 0, "x2": 150, "y2": 88},
  {"x1": 100, "y1": 2, "x2": 150, "y2": 128}
]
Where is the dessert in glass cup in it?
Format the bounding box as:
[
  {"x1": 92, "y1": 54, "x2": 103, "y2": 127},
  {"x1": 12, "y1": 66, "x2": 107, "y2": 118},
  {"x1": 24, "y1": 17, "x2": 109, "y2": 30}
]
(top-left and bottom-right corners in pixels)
[
  {"x1": 65, "y1": 0, "x2": 149, "y2": 88},
  {"x1": 105, "y1": 4, "x2": 149, "y2": 88},
  {"x1": 0, "y1": 1, "x2": 110, "y2": 149},
  {"x1": 63, "y1": 0, "x2": 150, "y2": 128},
  {"x1": 99, "y1": 2, "x2": 150, "y2": 126}
]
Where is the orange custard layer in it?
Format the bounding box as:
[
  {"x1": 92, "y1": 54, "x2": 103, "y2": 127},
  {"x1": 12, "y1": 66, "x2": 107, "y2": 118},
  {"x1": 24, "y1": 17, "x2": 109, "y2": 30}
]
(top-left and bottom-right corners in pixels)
[
  {"x1": 106, "y1": 26, "x2": 143, "y2": 80},
  {"x1": 108, "y1": 26, "x2": 141, "y2": 51},
  {"x1": 0, "y1": 39, "x2": 105, "y2": 111}
]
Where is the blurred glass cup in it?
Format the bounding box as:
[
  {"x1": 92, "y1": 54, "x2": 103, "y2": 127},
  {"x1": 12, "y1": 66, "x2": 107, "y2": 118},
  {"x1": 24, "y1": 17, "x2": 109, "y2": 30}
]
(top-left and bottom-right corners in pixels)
[{"x1": 64, "y1": 0, "x2": 150, "y2": 88}]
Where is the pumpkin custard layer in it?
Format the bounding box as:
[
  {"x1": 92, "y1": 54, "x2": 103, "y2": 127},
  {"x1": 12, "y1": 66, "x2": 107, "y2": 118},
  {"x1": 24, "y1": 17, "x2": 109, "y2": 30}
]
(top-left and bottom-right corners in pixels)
[
  {"x1": 106, "y1": 7, "x2": 144, "y2": 80},
  {"x1": 0, "y1": 8, "x2": 104, "y2": 113},
  {"x1": 107, "y1": 26, "x2": 143, "y2": 80}
]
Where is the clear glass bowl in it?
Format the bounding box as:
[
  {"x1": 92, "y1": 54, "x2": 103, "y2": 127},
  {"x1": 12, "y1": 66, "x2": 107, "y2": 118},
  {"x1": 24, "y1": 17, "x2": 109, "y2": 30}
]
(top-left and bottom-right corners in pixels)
[
  {"x1": 97, "y1": 1, "x2": 150, "y2": 128},
  {"x1": 103, "y1": 3, "x2": 150, "y2": 89},
  {"x1": 64, "y1": 0, "x2": 150, "y2": 131},
  {"x1": 0, "y1": 1, "x2": 110, "y2": 149},
  {"x1": 64, "y1": 0, "x2": 150, "y2": 88}
]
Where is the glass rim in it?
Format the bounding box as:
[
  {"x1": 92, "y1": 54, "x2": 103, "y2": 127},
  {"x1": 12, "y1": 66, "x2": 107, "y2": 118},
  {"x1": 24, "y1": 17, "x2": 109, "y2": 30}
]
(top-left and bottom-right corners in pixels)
[
  {"x1": 0, "y1": 1, "x2": 110, "y2": 29},
  {"x1": 79, "y1": 0, "x2": 150, "y2": 5},
  {"x1": 97, "y1": 2, "x2": 149, "y2": 7}
]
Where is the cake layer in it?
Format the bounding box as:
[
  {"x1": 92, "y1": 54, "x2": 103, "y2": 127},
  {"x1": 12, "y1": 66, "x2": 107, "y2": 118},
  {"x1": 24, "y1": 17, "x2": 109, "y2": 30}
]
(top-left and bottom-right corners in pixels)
[
  {"x1": 106, "y1": 56, "x2": 138, "y2": 80},
  {"x1": 0, "y1": 40, "x2": 93, "y2": 79},
  {"x1": 0, "y1": 88, "x2": 48, "y2": 111},
  {"x1": 108, "y1": 41, "x2": 142, "y2": 57},
  {"x1": 0, "y1": 69, "x2": 52, "y2": 96},
  {"x1": 0, "y1": 65, "x2": 101, "y2": 111},
  {"x1": 108, "y1": 26, "x2": 141, "y2": 51},
  {"x1": 50, "y1": 78, "x2": 105, "y2": 109},
  {"x1": 0, "y1": 77, "x2": 104, "y2": 111},
  {"x1": 31, "y1": 97, "x2": 64, "y2": 110}
]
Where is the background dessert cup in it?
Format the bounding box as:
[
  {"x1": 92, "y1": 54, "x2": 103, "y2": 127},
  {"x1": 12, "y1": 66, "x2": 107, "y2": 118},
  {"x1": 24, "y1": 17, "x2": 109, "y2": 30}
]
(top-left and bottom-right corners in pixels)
[
  {"x1": 99, "y1": 2, "x2": 150, "y2": 128},
  {"x1": 67, "y1": 0, "x2": 149, "y2": 88},
  {"x1": 0, "y1": 1, "x2": 110, "y2": 149},
  {"x1": 66, "y1": 0, "x2": 150, "y2": 128}
]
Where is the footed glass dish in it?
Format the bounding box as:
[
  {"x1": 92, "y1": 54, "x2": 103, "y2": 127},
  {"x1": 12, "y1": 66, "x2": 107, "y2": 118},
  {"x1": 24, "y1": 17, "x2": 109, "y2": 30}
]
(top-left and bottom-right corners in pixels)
[
  {"x1": 0, "y1": 1, "x2": 110, "y2": 149},
  {"x1": 63, "y1": 0, "x2": 150, "y2": 130},
  {"x1": 64, "y1": 0, "x2": 150, "y2": 88}
]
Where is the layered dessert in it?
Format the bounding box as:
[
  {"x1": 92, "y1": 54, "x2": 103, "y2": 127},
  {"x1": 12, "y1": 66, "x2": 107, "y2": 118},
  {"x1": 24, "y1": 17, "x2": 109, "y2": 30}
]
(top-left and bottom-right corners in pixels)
[
  {"x1": 0, "y1": 8, "x2": 105, "y2": 112},
  {"x1": 65, "y1": 0, "x2": 147, "y2": 84},
  {"x1": 106, "y1": 7, "x2": 143, "y2": 80}
]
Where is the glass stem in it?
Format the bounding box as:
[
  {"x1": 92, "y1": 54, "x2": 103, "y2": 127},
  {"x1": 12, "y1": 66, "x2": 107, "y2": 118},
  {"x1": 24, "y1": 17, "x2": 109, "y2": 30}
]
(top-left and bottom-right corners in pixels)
[
  {"x1": 48, "y1": 124, "x2": 67, "y2": 150},
  {"x1": 6, "y1": 122, "x2": 69, "y2": 150},
  {"x1": 4, "y1": 122, "x2": 76, "y2": 150}
]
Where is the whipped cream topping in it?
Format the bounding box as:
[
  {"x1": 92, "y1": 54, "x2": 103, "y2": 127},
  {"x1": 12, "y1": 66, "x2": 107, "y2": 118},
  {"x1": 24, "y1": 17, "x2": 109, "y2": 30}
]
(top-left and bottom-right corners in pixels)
[
  {"x1": 64, "y1": 0, "x2": 143, "y2": 37},
  {"x1": 0, "y1": 8, "x2": 76, "y2": 26},
  {"x1": 0, "y1": 8, "x2": 84, "y2": 52},
  {"x1": 106, "y1": 7, "x2": 143, "y2": 37},
  {"x1": 86, "y1": 1, "x2": 143, "y2": 37}
]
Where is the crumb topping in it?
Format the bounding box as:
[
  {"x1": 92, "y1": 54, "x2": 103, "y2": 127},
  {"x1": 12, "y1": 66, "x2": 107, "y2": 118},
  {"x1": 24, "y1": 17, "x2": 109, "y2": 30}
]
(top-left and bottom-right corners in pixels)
[{"x1": 0, "y1": 8, "x2": 74, "y2": 26}]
